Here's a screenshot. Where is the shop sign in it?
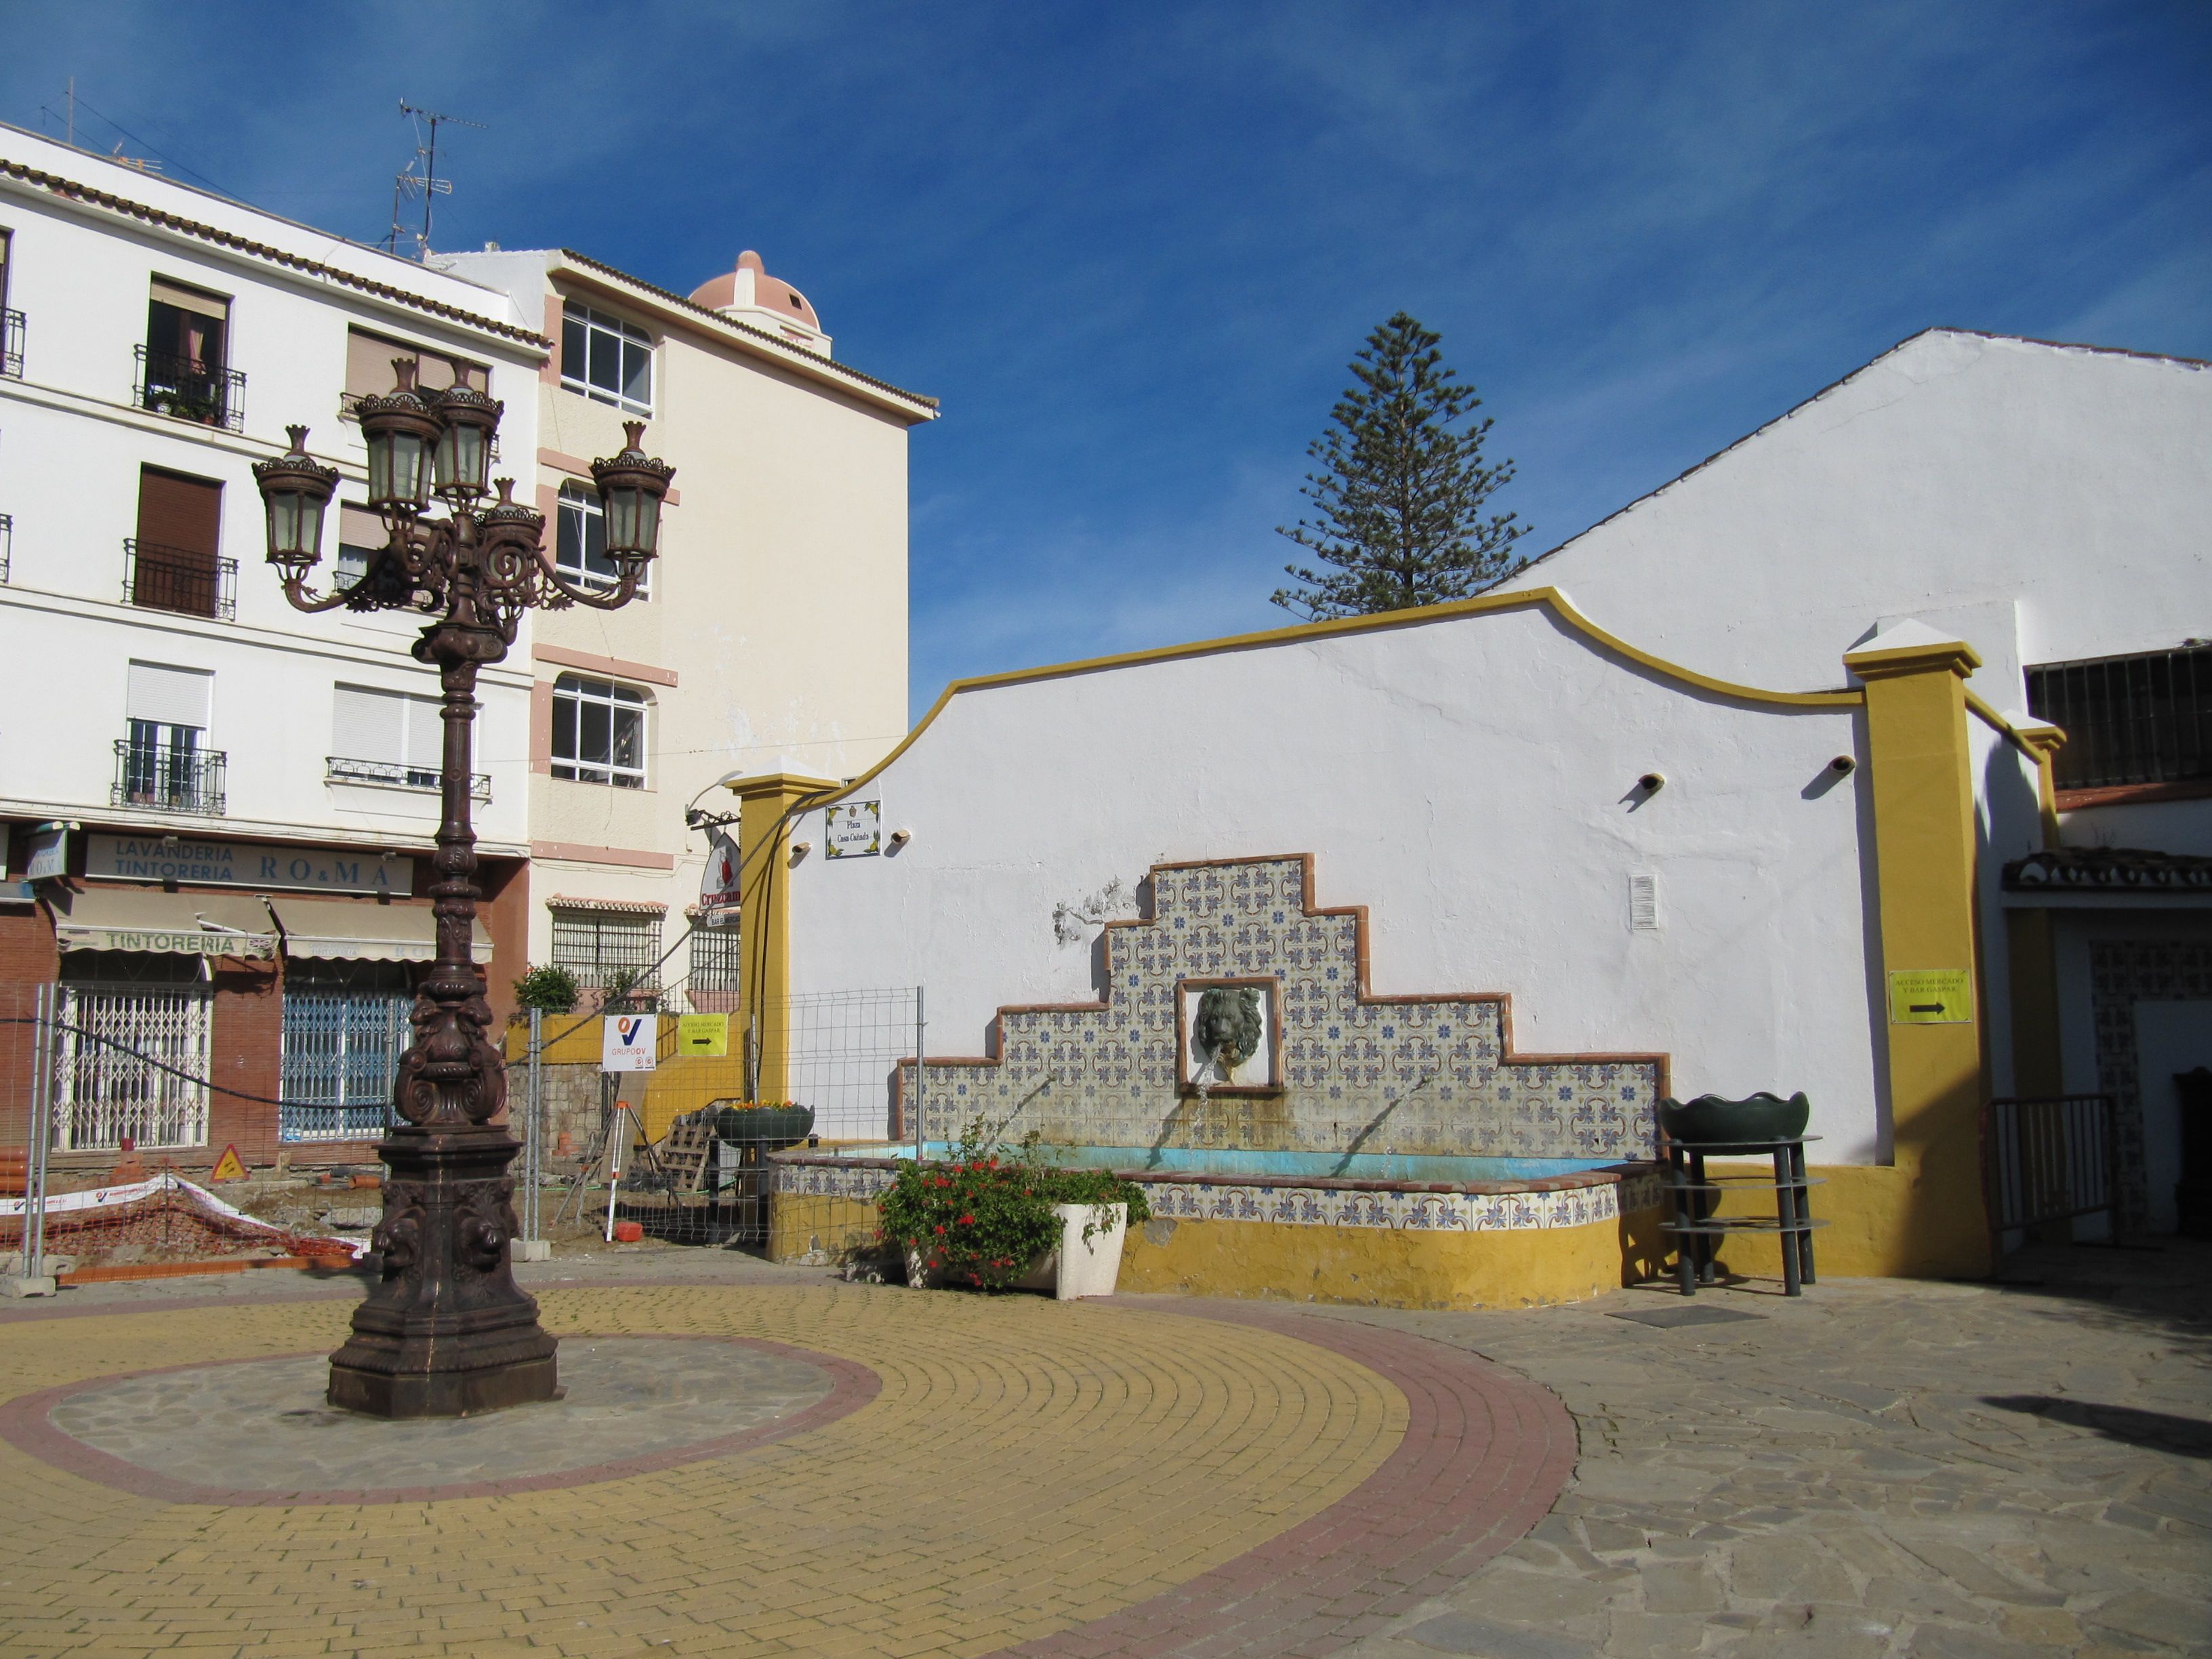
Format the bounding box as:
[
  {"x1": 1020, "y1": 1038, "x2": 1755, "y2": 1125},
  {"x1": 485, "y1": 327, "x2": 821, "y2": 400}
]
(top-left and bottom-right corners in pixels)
[
  {"x1": 676, "y1": 1013, "x2": 729, "y2": 1057},
  {"x1": 24, "y1": 826, "x2": 68, "y2": 881},
  {"x1": 85, "y1": 834, "x2": 413, "y2": 896},
  {"x1": 602, "y1": 1013, "x2": 659, "y2": 1072},
  {"x1": 61, "y1": 922, "x2": 277, "y2": 959},
  {"x1": 699, "y1": 832, "x2": 741, "y2": 912},
  {"x1": 824, "y1": 800, "x2": 881, "y2": 859}
]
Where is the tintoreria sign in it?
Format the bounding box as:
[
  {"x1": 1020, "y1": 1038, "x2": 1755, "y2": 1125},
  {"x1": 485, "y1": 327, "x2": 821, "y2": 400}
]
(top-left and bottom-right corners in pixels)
[{"x1": 85, "y1": 834, "x2": 414, "y2": 896}]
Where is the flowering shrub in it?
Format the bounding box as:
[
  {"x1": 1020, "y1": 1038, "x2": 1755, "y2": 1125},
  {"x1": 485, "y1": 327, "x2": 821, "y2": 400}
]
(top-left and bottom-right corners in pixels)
[{"x1": 875, "y1": 1124, "x2": 1150, "y2": 1292}]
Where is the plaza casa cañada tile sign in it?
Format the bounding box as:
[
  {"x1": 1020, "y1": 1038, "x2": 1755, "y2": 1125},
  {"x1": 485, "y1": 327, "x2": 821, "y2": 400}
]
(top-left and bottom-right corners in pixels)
[{"x1": 84, "y1": 833, "x2": 415, "y2": 896}]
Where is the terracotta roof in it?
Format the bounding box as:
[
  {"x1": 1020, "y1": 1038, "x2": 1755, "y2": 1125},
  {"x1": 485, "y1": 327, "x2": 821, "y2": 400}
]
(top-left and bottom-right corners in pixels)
[
  {"x1": 556, "y1": 247, "x2": 939, "y2": 417},
  {"x1": 0, "y1": 156, "x2": 550, "y2": 350},
  {"x1": 548, "y1": 895, "x2": 670, "y2": 913},
  {"x1": 2003, "y1": 846, "x2": 2212, "y2": 893}
]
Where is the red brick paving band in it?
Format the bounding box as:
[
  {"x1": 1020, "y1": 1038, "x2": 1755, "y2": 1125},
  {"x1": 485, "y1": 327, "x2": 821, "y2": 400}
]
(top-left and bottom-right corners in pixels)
[{"x1": 991, "y1": 1303, "x2": 1578, "y2": 1659}]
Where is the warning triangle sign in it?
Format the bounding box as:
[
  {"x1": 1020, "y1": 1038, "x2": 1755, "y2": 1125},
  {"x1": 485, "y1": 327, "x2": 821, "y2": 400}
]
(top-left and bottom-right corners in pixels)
[{"x1": 209, "y1": 1144, "x2": 248, "y2": 1183}]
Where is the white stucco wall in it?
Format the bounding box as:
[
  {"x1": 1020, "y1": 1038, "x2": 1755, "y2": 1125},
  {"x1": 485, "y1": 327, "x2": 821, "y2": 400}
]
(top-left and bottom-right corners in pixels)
[
  {"x1": 786, "y1": 602, "x2": 1891, "y2": 1160},
  {"x1": 0, "y1": 126, "x2": 541, "y2": 855},
  {"x1": 1492, "y1": 331, "x2": 2212, "y2": 711}
]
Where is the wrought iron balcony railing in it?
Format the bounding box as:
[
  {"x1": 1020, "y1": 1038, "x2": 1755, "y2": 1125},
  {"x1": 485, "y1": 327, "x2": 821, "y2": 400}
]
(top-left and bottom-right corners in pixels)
[
  {"x1": 123, "y1": 539, "x2": 237, "y2": 620},
  {"x1": 134, "y1": 344, "x2": 245, "y2": 431},
  {"x1": 1, "y1": 310, "x2": 22, "y2": 378},
  {"x1": 112, "y1": 739, "x2": 227, "y2": 816},
  {"x1": 326, "y1": 755, "x2": 491, "y2": 800}
]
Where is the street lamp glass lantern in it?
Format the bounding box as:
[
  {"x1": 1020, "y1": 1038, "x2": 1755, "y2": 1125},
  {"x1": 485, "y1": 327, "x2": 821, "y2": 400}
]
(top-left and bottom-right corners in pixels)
[
  {"x1": 590, "y1": 421, "x2": 676, "y2": 574},
  {"x1": 433, "y1": 384, "x2": 502, "y2": 502},
  {"x1": 358, "y1": 361, "x2": 441, "y2": 514},
  {"x1": 250, "y1": 425, "x2": 340, "y2": 571}
]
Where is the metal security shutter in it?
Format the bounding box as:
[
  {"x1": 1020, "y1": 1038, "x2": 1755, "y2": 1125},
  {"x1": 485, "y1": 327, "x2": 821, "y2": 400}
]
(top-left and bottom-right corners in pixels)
[
  {"x1": 126, "y1": 661, "x2": 213, "y2": 729},
  {"x1": 406, "y1": 693, "x2": 443, "y2": 769},
  {"x1": 135, "y1": 467, "x2": 222, "y2": 556},
  {"x1": 332, "y1": 684, "x2": 405, "y2": 763}
]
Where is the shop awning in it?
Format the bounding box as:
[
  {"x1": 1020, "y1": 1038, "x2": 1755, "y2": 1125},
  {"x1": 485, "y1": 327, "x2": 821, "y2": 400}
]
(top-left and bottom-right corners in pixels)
[
  {"x1": 54, "y1": 889, "x2": 277, "y2": 958},
  {"x1": 270, "y1": 897, "x2": 493, "y2": 964}
]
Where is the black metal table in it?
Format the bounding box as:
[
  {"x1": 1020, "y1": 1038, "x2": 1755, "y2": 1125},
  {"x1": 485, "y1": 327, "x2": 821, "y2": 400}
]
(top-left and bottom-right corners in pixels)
[{"x1": 1662, "y1": 1134, "x2": 1824, "y2": 1295}]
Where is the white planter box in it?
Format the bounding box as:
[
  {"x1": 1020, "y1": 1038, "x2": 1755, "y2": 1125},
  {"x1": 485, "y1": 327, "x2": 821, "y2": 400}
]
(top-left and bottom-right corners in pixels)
[{"x1": 905, "y1": 1202, "x2": 1128, "y2": 1298}]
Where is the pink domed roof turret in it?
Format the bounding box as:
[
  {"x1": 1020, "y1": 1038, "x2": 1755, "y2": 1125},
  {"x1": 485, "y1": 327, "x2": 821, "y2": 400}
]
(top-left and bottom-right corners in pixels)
[{"x1": 688, "y1": 251, "x2": 826, "y2": 350}]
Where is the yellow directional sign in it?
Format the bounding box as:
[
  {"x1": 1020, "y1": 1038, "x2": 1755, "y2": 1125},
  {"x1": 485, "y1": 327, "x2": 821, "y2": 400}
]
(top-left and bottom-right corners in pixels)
[
  {"x1": 1888, "y1": 968, "x2": 1973, "y2": 1025},
  {"x1": 676, "y1": 1013, "x2": 730, "y2": 1057}
]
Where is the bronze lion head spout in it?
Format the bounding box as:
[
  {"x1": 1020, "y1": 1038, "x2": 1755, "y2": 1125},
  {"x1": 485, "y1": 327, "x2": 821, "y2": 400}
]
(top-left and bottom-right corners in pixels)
[{"x1": 1192, "y1": 985, "x2": 1265, "y2": 1075}]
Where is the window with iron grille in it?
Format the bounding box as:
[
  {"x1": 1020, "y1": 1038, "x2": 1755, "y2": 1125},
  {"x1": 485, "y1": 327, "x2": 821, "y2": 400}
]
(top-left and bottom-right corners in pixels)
[
  {"x1": 2026, "y1": 645, "x2": 2211, "y2": 792},
  {"x1": 551, "y1": 672, "x2": 648, "y2": 788},
  {"x1": 560, "y1": 302, "x2": 652, "y2": 415},
  {"x1": 550, "y1": 907, "x2": 662, "y2": 991},
  {"x1": 689, "y1": 918, "x2": 743, "y2": 991}
]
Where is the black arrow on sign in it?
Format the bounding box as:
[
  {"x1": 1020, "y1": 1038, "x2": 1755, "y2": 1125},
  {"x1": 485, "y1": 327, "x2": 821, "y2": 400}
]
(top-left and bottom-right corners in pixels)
[{"x1": 1910, "y1": 1002, "x2": 1946, "y2": 1015}]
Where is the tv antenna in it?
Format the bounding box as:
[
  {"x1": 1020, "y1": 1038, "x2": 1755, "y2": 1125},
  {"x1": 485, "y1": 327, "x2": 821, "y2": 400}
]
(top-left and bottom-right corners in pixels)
[{"x1": 385, "y1": 101, "x2": 483, "y2": 260}]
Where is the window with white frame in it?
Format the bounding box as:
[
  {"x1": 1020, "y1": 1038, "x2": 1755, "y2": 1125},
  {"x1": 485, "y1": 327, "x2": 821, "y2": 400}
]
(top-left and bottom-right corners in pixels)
[
  {"x1": 560, "y1": 301, "x2": 652, "y2": 415},
  {"x1": 550, "y1": 673, "x2": 647, "y2": 789},
  {"x1": 550, "y1": 905, "x2": 662, "y2": 992},
  {"x1": 556, "y1": 481, "x2": 647, "y2": 597}
]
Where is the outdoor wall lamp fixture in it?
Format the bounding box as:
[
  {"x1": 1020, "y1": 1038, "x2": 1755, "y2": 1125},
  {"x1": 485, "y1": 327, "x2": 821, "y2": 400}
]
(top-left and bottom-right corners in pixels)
[{"x1": 251, "y1": 363, "x2": 672, "y2": 1421}]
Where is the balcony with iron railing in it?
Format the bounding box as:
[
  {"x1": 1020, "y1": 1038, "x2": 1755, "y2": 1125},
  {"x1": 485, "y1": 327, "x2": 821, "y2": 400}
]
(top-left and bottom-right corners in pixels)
[
  {"x1": 123, "y1": 539, "x2": 236, "y2": 620},
  {"x1": 326, "y1": 755, "x2": 491, "y2": 800},
  {"x1": 112, "y1": 739, "x2": 228, "y2": 816},
  {"x1": 134, "y1": 345, "x2": 245, "y2": 432},
  {"x1": 1, "y1": 309, "x2": 22, "y2": 378}
]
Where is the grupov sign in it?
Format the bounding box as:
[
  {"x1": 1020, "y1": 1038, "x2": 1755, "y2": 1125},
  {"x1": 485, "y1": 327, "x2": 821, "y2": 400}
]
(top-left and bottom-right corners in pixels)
[
  {"x1": 85, "y1": 834, "x2": 413, "y2": 896},
  {"x1": 601, "y1": 1014, "x2": 660, "y2": 1072}
]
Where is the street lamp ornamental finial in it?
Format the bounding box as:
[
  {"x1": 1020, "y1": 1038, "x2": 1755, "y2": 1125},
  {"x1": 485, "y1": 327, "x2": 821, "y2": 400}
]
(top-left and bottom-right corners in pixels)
[{"x1": 249, "y1": 373, "x2": 672, "y2": 1419}]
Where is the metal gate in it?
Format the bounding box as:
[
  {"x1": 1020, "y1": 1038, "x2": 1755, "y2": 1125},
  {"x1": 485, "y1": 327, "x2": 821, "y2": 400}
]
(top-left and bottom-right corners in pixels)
[
  {"x1": 54, "y1": 983, "x2": 211, "y2": 1150},
  {"x1": 279, "y1": 991, "x2": 411, "y2": 1141},
  {"x1": 1983, "y1": 1092, "x2": 2118, "y2": 1245}
]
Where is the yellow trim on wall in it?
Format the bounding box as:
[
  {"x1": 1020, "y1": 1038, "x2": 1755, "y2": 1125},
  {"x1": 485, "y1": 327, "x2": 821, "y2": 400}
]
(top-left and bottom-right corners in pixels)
[
  {"x1": 1841, "y1": 634, "x2": 1992, "y2": 1277},
  {"x1": 804, "y1": 587, "x2": 1863, "y2": 808}
]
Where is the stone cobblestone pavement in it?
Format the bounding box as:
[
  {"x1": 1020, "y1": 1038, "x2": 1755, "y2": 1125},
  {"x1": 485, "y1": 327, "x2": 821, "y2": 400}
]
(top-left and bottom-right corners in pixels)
[
  {"x1": 1315, "y1": 1241, "x2": 2212, "y2": 1659},
  {"x1": 0, "y1": 1241, "x2": 2205, "y2": 1659}
]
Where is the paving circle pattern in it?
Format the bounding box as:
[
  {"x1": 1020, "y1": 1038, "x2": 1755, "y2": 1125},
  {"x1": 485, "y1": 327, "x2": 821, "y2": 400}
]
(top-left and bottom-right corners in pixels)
[
  {"x1": 0, "y1": 1283, "x2": 1574, "y2": 1658},
  {"x1": 28, "y1": 1336, "x2": 841, "y2": 1500}
]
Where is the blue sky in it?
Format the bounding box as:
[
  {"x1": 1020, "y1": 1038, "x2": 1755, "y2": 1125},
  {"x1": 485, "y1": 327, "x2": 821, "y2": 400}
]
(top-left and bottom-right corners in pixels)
[{"x1": 5, "y1": 1, "x2": 2207, "y2": 718}]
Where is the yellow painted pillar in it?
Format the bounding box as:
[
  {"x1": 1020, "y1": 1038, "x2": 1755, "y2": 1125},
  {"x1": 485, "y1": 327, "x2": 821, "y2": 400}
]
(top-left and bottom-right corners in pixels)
[
  {"x1": 1841, "y1": 628, "x2": 1991, "y2": 1277},
  {"x1": 729, "y1": 772, "x2": 839, "y2": 1103},
  {"x1": 2005, "y1": 720, "x2": 2069, "y2": 1103}
]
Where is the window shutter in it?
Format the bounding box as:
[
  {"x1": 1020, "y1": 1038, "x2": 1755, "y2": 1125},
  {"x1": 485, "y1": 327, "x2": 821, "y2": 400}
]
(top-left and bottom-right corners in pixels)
[
  {"x1": 135, "y1": 468, "x2": 222, "y2": 558},
  {"x1": 405, "y1": 694, "x2": 444, "y2": 769},
  {"x1": 346, "y1": 329, "x2": 405, "y2": 401},
  {"x1": 148, "y1": 278, "x2": 228, "y2": 320},
  {"x1": 337, "y1": 503, "x2": 385, "y2": 552},
  {"x1": 1629, "y1": 872, "x2": 1662, "y2": 933},
  {"x1": 332, "y1": 684, "x2": 405, "y2": 763},
  {"x1": 127, "y1": 661, "x2": 213, "y2": 729}
]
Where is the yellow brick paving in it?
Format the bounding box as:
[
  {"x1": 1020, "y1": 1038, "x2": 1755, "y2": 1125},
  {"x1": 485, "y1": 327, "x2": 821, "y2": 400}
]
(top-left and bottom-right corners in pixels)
[{"x1": 0, "y1": 1284, "x2": 1407, "y2": 1658}]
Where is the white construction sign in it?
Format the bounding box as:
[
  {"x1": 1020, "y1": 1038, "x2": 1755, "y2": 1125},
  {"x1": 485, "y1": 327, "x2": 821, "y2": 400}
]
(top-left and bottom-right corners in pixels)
[{"x1": 601, "y1": 1013, "x2": 660, "y2": 1072}]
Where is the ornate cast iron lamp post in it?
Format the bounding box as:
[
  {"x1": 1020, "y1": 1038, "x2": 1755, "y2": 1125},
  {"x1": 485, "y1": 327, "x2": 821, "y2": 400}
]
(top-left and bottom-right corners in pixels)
[{"x1": 253, "y1": 365, "x2": 672, "y2": 1416}]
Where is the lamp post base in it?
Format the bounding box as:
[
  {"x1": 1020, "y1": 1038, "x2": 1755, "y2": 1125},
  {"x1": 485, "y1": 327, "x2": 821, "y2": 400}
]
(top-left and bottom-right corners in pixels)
[{"x1": 327, "y1": 1125, "x2": 560, "y2": 1419}]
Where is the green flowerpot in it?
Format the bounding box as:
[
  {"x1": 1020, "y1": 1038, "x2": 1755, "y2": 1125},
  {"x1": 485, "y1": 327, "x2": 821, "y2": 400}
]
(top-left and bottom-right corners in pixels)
[
  {"x1": 712, "y1": 1104, "x2": 815, "y2": 1148},
  {"x1": 1658, "y1": 1092, "x2": 1810, "y2": 1147}
]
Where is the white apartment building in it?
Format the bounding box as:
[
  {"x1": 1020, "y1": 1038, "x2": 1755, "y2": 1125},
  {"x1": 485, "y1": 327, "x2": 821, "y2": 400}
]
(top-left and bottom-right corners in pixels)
[
  {"x1": 0, "y1": 125, "x2": 546, "y2": 1167},
  {"x1": 434, "y1": 245, "x2": 937, "y2": 1008}
]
